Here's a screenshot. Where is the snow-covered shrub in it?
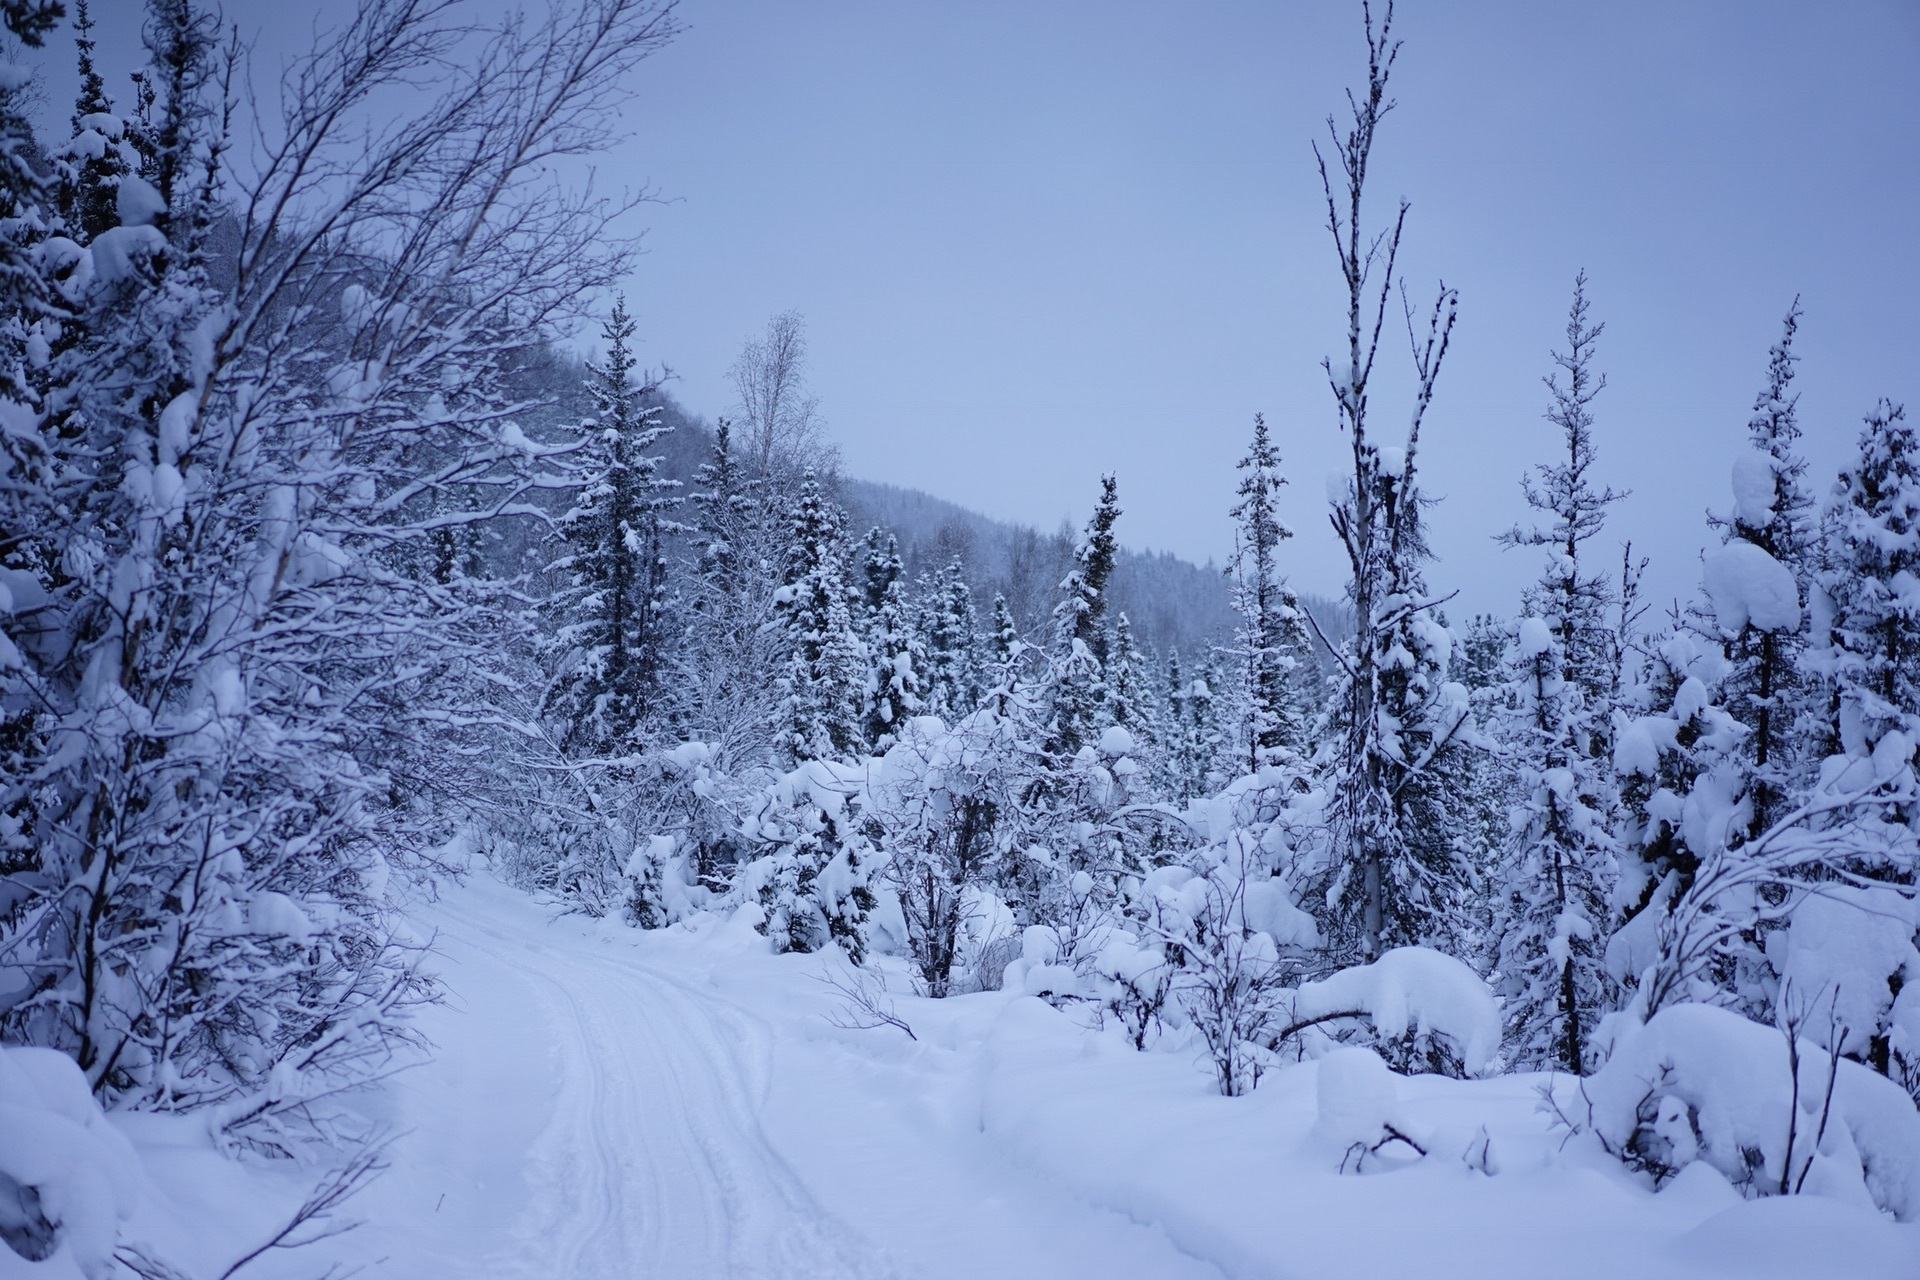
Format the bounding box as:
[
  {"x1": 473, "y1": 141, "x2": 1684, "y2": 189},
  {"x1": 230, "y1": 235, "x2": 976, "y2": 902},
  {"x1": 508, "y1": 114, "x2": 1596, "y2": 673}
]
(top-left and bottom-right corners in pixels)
[
  {"x1": 1578, "y1": 1004, "x2": 1920, "y2": 1220},
  {"x1": 0, "y1": 1045, "x2": 138, "y2": 1278},
  {"x1": 620, "y1": 742, "x2": 753, "y2": 928},
  {"x1": 1282, "y1": 947, "x2": 1501, "y2": 1079},
  {"x1": 865, "y1": 713, "x2": 1020, "y2": 996},
  {"x1": 736, "y1": 760, "x2": 877, "y2": 963}
]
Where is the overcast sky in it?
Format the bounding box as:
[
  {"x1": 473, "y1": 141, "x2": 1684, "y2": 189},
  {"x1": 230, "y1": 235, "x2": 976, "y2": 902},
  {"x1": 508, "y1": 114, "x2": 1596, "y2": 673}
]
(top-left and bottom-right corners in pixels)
[{"x1": 64, "y1": 0, "x2": 1920, "y2": 618}]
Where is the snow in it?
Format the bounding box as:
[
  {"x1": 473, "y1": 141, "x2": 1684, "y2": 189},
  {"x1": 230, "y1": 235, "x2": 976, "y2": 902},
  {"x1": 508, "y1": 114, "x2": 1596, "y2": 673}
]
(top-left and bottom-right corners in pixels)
[
  {"x1": 1776, "y1": 887, "x2": 1920, "y2": 1058},
  {"x1": 1290, "y1": 946, "x2": 1502, "y2": 1075},
  {"x1": 1730, "y1": 450, "x2": 1779, "y2": 527},
  {"x1": 84, "y1": 226, "x2": 166, "y2": 286},
  {"x1": 0, "y1": 1046, "x2": 138, "y2": 1279},
  {"x1": 1312, "y1": 1046, "x2": 1400, "y2": 1148},
  {"x1": 1585, "y1": 1003, "x2": 1920, "y2": 1222},
  {"x1": 13, "y1": 877, "x2": 1916, "y2": 1280},
  {"x1": 1516, "y1": 615, "x2": 1555, "y2": 659},
  {"x1": 176, "y1": 870, "x2": 1893, "y2": 1280},
  {"x1": 1702, "y1": 541, "x2": 1800, "y2": 634},
  {"x1": 114, "y1": 177, "x2": 166, "y2": 229}
]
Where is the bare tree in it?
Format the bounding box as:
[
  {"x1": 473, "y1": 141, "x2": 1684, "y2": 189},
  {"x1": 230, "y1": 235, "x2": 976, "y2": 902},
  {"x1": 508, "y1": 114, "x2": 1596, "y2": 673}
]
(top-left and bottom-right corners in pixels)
[
  {"x1": 729, "y1": 309, "x2": 834, "y2": 481},
  {"x1": 1309, "y1": 0, "x2": 1466, "y2": 960}
]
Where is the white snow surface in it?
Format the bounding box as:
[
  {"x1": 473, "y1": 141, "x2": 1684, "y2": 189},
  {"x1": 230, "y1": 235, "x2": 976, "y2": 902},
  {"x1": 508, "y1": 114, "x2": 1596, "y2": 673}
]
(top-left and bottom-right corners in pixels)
[
  {"x1": 24, "y1": 870, "x2": 1914, "y2": 1278},
  {"x1": 319, "y1": 872, "x2": 1920, "y2": 1278}
]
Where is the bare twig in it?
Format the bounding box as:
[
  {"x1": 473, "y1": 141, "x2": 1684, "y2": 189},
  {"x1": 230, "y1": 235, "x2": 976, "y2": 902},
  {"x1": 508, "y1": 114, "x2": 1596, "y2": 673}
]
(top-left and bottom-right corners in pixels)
[{"x1": 817, "y1": 968, "x2": 916, "y2": 1041}]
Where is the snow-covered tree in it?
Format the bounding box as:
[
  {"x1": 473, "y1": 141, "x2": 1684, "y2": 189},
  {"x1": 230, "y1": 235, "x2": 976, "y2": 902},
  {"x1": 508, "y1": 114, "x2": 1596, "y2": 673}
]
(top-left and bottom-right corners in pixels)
[
  {"x1": 52, "y1": 0, "x2": 135, "y2": 246},
  {"x1": 1163, "y1": 650, "x2": 1225, "y2": 803},
  {"x1": 0, "y1": 0, "x2": 682, "y2": 1131},
  {"x1": 674, "y1": 420, "x2": 788, "y2": 768},
  {"x1": 1609, "y1": 631, "x2": 1749, "y2": 1004},
  {"x1": 1491, "y1": 274, "x2": 1625, "y2": 1071},
  {"x1": 1711, "y1": 300, "x2": 1817, "y2": 839},
  {"x1": 1045, "y1": 474, "x2": 1120, "y2": 761},
  {"x1": 1226, "y1": 413, "x2": 1312, "y2": 771},
  {"x1": 861, "y1": 531, "x2": 926, "y2": 753},
  {"x1": 919, "y1": 560, "x2": 980, "y2": 720},
  {"x1": 1813, "y1": 399, "x2": 1920, "y2": 783},
  {"x1": 740, "y1": 763, "x2": 876, "y2": 962},
  {"x1": 1309, "y1": 0, "x2": 1471, "y2": 961},
  {"x1": 777, "y1": 472, "x2": 867, "y2": 763},
  {"x1": 544, "y1": 296, "x2": 676, "y2": 755}
]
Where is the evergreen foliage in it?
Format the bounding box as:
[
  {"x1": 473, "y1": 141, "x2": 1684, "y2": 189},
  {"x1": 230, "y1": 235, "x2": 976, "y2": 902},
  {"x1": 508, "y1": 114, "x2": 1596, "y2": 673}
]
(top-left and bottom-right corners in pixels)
[
  {"x1": 1491, "y1": 275, "x2": 1625, "y2": 1072},
  {"x1": 544, "y1": 297, "x2": 676, "y2": 755}
]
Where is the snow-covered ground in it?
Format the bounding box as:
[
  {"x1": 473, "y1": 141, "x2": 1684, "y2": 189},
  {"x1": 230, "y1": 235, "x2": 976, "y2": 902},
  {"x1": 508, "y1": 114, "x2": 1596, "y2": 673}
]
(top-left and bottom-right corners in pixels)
[
  {"x1": 312, "y1": 868, "x2": 1918, "y2": 1280},
  {"x1": 16, "y1": 863, "x2": 1913, "y2": 1279}
]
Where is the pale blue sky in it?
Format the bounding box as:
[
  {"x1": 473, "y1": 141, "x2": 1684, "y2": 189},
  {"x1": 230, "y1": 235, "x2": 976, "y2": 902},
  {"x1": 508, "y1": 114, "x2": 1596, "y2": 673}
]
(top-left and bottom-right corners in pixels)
[{"x1": 60, "y1": 0, "x2": 1920, "y2": 617}]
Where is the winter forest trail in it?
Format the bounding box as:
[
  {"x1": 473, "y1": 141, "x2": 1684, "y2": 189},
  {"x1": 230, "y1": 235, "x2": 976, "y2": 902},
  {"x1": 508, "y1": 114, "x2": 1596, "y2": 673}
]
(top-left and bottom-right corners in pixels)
[{"x1": 344, "y1": 874, "x2": 1230, "y2": 1280}]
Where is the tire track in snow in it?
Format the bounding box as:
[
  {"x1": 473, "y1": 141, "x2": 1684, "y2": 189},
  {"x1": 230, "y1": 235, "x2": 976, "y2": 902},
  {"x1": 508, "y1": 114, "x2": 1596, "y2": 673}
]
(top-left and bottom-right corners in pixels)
[{"x1": 431, "y1": 887, "x2": 897, "y2": 1279}]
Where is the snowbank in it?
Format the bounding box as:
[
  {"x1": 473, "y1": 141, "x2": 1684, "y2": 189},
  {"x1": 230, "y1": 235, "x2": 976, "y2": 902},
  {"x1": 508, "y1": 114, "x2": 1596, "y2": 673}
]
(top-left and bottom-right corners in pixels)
[{"x1": 1584, "y1": 1003, "x2": 1920, "y2": 1221}]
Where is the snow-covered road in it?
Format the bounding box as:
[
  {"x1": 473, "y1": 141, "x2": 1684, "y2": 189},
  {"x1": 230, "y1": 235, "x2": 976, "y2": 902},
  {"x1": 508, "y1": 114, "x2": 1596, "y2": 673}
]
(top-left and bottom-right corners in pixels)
[
  {"x1": 337, "y1": 871, "x2": 1919, "y2": 1280},
  {"x1": 346, "y1": 873, "x2": 1224, "y2": 1279}
]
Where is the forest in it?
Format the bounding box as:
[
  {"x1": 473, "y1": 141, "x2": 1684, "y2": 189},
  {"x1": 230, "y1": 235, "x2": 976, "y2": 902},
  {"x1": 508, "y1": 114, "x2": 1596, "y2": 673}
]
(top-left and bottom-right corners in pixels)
[{"x1": 0, "y1": 0, "x2": 1915, "y2": 1277}]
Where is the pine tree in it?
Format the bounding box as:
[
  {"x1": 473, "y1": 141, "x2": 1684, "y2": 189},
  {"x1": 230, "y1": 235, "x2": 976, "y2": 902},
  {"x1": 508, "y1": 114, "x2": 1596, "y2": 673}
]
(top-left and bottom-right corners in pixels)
[
  {"x1": 1491, "y1": 274, "x2": 1625, "y2": 1071},
  {"x1": 1816, "y1": 400, "x2": 1920, "y2": 783},
  {"x1": 1046, "y1": 474, "x2": 1120, "y2": 760},
  {"x1": 919, "y1": 560, "x2": 980, "y2": 720},
  {"x1": 776, "y1": 472, "x2": 867, "y2": 763},
  {"x1": 1227, "y1": 413, "x2": 1312, "y2": 770},
  {"x1": 54, "y1": 0, "x2": 136, "y2": 244},
  {"x1": 1712, "y1": 300, "x2": 1817, "y2": 840},
  {"x1": 862, "y1": 533, "x2": 926, "y2": 752},
  {"x1": 544, "y1": 297, "x2": 675, "y2": 755}
]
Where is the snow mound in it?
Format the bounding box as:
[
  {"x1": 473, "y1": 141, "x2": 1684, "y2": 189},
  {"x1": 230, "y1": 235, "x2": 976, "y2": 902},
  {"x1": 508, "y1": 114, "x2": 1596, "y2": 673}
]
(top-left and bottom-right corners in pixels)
[
  {"x1": 0, "y1": 1046, "x2": 140, "y2": 1278},
  {"x1": 1584, "y1": 1003, "x2": 1920, "y2": 1221},
  {"x1": 1312, "y1": 1046, "x2": 1399, "y2": 1149},
  {"x1": 1702, "y1": 541, "x2": 1800, "y2": 634}
]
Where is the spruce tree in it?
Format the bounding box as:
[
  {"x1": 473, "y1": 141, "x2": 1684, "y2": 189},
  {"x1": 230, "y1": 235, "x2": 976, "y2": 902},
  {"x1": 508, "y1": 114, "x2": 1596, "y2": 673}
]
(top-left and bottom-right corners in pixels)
[
  {"x1": 1046, "y1": 474, "x2": 1121, "y2": 760},
  {"x1": 1712, "y1": 300, "x2": 1817, "y2": 840},
  {"x1": 1491, "y1": 274, "x2": 1625, "y2": 1071},
  {"x1": 920, "y1": 559, "x2": 980, "y2": 720},
  {"x1": 776, "y1": 472, "x2": 867, "y2": 763},
  {"x1": 54, "y1": 0, "x2": 135, "y2": 244},
  {"x1": 544, "y1": 297, "x2": 675, "y2": 754},
  {"x1": 1817, "y1": 400, "x2": 1920, "y2": 780},
  {"x1": 1227, "y1": 413, "x2": 1312, "y2": 770},
  {"x1": 862, "y1": 532, "x2": 926, "y2": 752}
]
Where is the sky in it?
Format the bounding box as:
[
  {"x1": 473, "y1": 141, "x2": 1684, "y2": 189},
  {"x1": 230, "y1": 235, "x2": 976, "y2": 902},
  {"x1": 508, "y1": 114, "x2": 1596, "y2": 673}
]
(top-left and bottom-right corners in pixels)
[{"x1": 57, "y1": 0, "x2": 1920, "y2": 618}]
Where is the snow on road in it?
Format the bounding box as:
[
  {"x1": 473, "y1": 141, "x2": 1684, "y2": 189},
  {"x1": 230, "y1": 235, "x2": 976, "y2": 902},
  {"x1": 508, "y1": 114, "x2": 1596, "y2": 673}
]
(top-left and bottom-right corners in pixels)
[{"x1": 345, "y1": 872, "x2": 1222, "y2": 1279}]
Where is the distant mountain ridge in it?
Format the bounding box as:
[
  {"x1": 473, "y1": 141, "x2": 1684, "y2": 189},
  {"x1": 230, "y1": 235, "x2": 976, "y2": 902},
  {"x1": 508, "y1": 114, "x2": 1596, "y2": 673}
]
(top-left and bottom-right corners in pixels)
[{"x1": 630, "y1": 389, "x2": 1347, "y2": 665}]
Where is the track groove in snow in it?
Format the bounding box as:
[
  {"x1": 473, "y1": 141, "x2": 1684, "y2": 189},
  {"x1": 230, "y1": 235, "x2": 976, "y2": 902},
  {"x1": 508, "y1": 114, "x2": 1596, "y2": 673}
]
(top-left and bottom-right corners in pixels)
[
  {"x1": 350, "y1": 874, "x2": 1234, "y2": 1279},
  {"x1": 427, "y1": 887, "x2": 893, "y2": 1279}
]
